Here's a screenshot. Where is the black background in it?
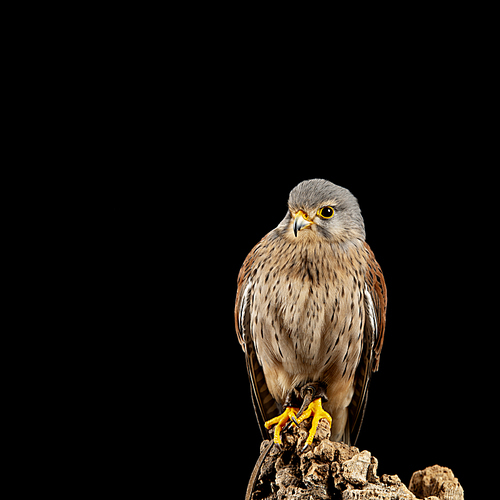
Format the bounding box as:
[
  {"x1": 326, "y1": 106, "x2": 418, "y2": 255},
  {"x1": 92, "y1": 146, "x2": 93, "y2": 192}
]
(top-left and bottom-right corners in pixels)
[
  {"x1": 99, "y1": 51, "x2": 493, "y2": 496},
  {"x1": 104, "y1": 127, "x2": 493, "y2": 497},
  {"x1": 104, "y1": 135, "x2": 493, "y2": 498},
  {"x1": 54, "y1": 13, "x2": 497, "y2": 497}
]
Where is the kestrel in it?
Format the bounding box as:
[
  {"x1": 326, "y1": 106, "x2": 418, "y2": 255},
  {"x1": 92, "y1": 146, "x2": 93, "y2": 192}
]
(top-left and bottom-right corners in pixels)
[{"x1": 235, "y1": 179, "x2": 387, "y2": 449}]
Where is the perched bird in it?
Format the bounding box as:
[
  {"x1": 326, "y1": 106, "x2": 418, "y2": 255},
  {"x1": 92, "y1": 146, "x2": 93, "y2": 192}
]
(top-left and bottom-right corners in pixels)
[{"x1": 235, "y1": 179, "x2": 387, "y2": 448}]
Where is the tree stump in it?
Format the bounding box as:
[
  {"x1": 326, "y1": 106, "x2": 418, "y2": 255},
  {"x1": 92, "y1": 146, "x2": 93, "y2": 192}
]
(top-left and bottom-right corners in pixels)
[{"x1": 246, "y1": 418, "x2": 463, "y2": 500}]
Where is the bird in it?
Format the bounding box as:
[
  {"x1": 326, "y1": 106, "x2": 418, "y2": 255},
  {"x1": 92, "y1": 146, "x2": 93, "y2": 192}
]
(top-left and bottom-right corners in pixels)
[{"x1": 234, "y1": 179, "x2": 387, "y2": 449}]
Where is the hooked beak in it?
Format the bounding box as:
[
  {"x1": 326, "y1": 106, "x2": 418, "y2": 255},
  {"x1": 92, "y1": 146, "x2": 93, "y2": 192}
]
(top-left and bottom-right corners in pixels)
[{"x1": 293, "y1": 210, "x2": 313, "y2": 237}]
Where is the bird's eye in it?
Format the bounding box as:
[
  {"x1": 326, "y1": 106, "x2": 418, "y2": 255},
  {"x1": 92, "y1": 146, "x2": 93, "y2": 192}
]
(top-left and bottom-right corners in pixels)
[{"x1": 317, "y1": 206, "x2": 335, "y2": 219}]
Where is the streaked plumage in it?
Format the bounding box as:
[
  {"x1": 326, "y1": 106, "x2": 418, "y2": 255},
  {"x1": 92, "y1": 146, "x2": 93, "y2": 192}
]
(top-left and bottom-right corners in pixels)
[{"x1": 235, "y1": 179, "x2": 387, "y2": 445}]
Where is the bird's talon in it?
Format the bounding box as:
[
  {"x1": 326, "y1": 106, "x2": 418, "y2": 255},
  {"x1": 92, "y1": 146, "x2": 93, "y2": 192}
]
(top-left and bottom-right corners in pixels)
[
  {"x1": 295, "y1": 397, "x2": 332, "y2": 448},
  {"x1": 264, "y1": 406, "x2": 299, "y2": 445}
]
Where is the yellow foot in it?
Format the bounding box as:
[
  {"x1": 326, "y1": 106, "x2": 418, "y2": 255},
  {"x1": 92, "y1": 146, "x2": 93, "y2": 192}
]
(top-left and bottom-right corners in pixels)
[
  {"x1": 264, "y1": 407, "x2": 299, "y2": 445},
  {"x1": 293, "y1": 398, "x2": 332, "y2": 449}
]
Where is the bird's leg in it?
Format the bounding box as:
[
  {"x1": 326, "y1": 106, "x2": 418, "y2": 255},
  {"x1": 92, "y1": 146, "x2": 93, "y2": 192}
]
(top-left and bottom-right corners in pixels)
[
  {"x1": 292, "y1": 382, "x2": 332, "y2": 452},
  {"x1": 264, "y1": 389, "x2": 300, "y2": 446},
  {"x1": 264, "y1": 407, "x2": 298, "y2": 446}
]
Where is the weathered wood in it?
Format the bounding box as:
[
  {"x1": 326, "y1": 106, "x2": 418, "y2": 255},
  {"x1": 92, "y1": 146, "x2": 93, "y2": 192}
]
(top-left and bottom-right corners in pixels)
[{"x1": 247, "y1": 418, "x2": 463, "y2": 500}]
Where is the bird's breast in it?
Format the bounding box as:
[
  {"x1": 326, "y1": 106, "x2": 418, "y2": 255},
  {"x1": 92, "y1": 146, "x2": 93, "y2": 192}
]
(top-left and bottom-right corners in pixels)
[{"x1": 250, "y1": 237, "x2": 366, "y2": 383}]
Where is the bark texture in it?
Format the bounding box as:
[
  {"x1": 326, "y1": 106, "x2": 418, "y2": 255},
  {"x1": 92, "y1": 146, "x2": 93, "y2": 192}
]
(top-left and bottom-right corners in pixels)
[{"x1": 247, "y1": 419, "x2": 463, "y2": 500}]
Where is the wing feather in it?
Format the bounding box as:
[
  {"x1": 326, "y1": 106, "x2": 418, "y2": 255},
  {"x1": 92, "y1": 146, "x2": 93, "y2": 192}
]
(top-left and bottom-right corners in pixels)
[
  {"x1": 363, "y1": 242, "x2": 387, "y2": 372},
  {"x1": 235, "y1": 237, "x2": 280, "y2": 439},
  {"x1": 349, "y1": 242, "x2": 387, "y2": 444}
]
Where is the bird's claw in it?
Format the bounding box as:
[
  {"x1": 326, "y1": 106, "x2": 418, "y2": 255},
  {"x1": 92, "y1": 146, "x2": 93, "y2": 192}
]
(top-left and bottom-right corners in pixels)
[
  {"x1": 265, "y1": 383, "x2": 332, "y2": 450},
  {"x1": 264, "y1": 406, "x2": 299, "y2": 445},
  {"x1": 293, "y1": 397, "x2": 333, "y2": 450}
]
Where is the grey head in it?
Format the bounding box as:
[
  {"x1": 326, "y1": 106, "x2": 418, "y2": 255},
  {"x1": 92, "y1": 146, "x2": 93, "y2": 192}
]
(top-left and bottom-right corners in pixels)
[{"x1": 279, "y1": 179, "x2": 366, "y2": 243}]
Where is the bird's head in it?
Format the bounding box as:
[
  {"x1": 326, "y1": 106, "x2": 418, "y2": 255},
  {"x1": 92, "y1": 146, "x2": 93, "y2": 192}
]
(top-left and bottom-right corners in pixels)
[{"x1": 280, "y1": 179, "x2": 366, "y2": 244}]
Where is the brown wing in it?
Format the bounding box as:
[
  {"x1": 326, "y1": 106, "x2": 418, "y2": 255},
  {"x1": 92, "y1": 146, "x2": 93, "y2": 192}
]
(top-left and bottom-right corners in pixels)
[
  {"x1": 349, "y1": 242, "x2": 387, "y2": 444},
  {"x1": 235, "y1": 238, "x2": 280, "y2": 439},
  {"x1": 234, "y1": 241, "x2": 257, "y2": 349},
  {"x1": 363, "y1": 241, "x2": 387, "y2": 372}
]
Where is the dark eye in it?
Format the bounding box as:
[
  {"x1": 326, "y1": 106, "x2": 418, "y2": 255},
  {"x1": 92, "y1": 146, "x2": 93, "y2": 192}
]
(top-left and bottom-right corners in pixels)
[{"x1": 317, "y1": 206, "x2": 335, "y2": 219}]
